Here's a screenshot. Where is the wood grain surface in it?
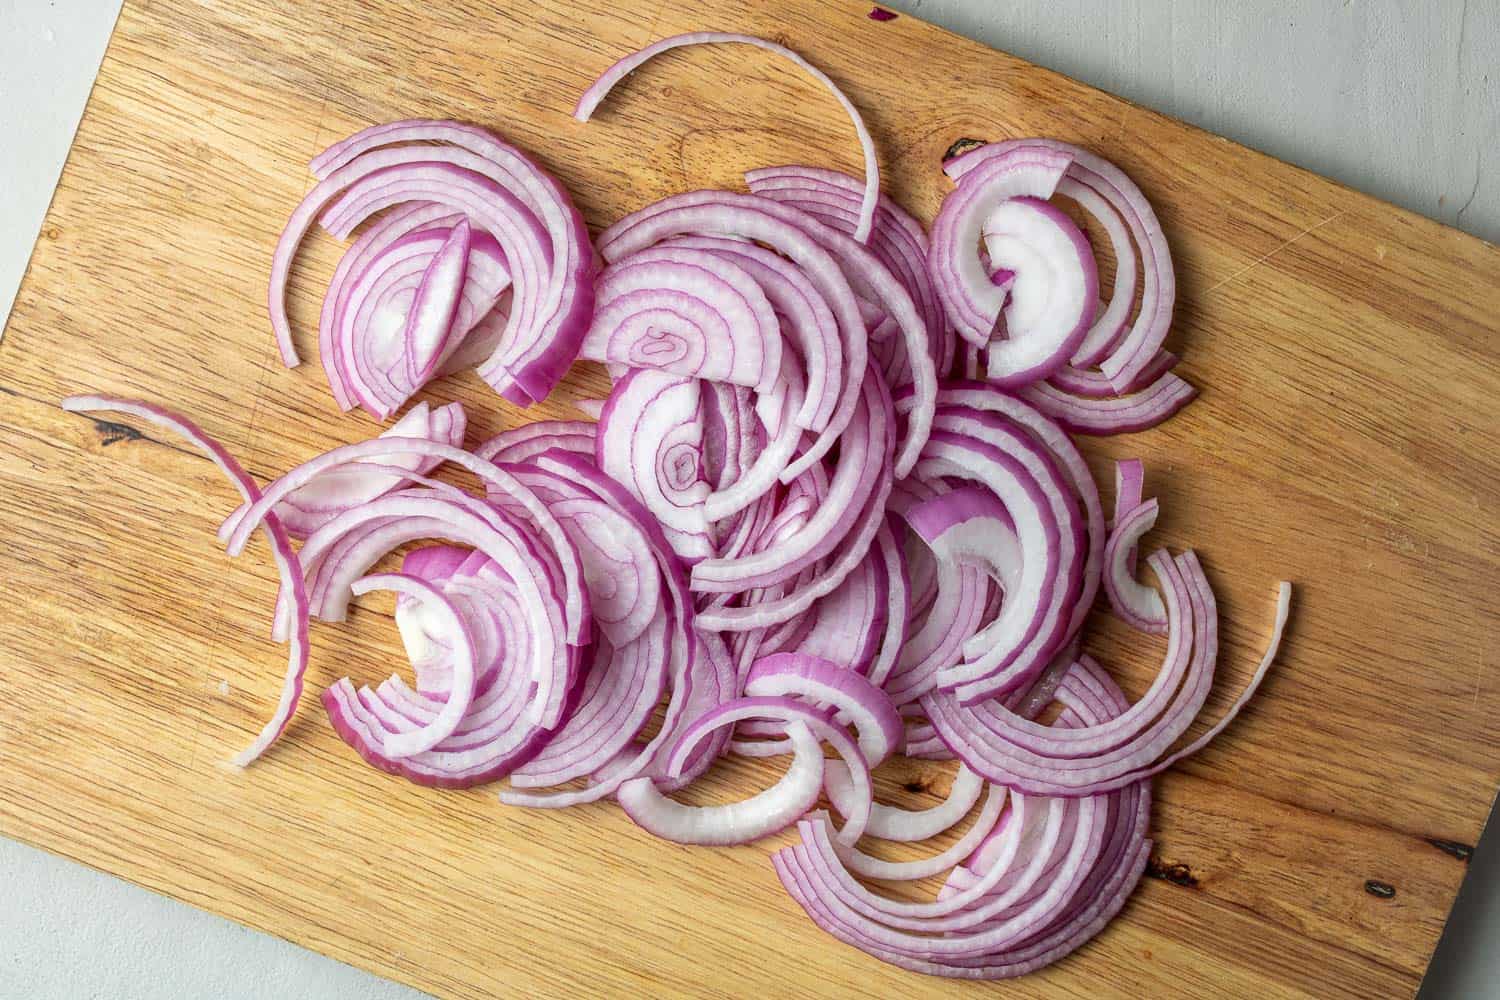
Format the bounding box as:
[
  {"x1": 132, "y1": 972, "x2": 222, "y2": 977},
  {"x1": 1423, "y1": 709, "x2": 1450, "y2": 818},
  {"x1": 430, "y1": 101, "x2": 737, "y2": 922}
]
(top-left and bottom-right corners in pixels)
[{"x1": 1, "y1": 1, "x2": 1497, "y2": 997}]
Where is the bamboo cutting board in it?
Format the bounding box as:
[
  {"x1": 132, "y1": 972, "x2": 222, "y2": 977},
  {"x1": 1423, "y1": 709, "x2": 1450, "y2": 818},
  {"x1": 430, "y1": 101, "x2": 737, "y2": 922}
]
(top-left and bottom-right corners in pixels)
[{"x1": 2, "y1": 0, "x2": 1497, "y2": 996}]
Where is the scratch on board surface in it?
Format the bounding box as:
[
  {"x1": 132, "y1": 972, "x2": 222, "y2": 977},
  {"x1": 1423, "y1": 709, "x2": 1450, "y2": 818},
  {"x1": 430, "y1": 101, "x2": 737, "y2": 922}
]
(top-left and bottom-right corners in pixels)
[{"x1": 1205, "y1": 210, "x2": 1349, "y2": 294}]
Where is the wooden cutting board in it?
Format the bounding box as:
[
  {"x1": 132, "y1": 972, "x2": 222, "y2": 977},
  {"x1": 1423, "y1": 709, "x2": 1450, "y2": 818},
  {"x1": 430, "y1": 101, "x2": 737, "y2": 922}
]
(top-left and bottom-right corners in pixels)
[{"x1": 2, "y1": 0, "x2": 1496, "y2": 996}]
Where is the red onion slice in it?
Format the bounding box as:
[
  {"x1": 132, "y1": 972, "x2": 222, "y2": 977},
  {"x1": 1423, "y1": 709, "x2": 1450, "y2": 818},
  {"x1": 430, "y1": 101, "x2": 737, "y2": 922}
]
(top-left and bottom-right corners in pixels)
[
  {"x1": 575, "y1": 32, "x2": 880, "y2": 243},
  {"x1": 618, "y1": 721, "x2": 824, "y2": 846},
  {"x1": 223, "y1": 436, "x2": 590, "y2": 647},
  {"x1": 745, "y1": 165, "x2": 946, "y2": 363},
  {"x1": 662, "y1": 234, "x2": 842, "y2": 433},
  {"x1": 60, "y1": 395, "x2": 310, "y2": 767},
  {"x1": 402, "y1": 217, "x2": 472, "y2": 385},
  {"x1": 825, "y1": 762, "x2": 985, "y2": 842},
  {"x1": 978, "y1": 197, "x2": 1098, "y2": 386},
  {"x1": 829, "y1": 782, "x2": 1007, "y2": 882},
  {"x1": 743, "y1": 653, "x2": 903, "y2": 766},
  {"x1": 218, "y1": 401, "x2": 465, "y2": 542},
  {"x1": 598, "y1": 191, "x2": 870, "y2": 472},
  {"x1": 666, "y1": 695, "x2": 872, "y2": 845},
  {"x1": 347, "y1": 573, "x2": 476, "y2": 758},
  {"x1": 550, "y1": 497, "x2": 662, "y2": 646},
  {"x1": 472, "y1": 419, "x2": 595, "y2": 465},
  {"x1": 302, "y1": 119, "x2": 594, "y2": 401},
  {"x1": 946, "y1": 139, "x2": 1175, "y2": 394},
  {"x1": 929, "y1": 144, "x2": 1073, "y2": 348},
  {"x1": 585, "y1": 246, "x2": 783, "y2": 393},
  {"x1": 1103, "y1": 498, "x2": 1168, "y2": 633},
  {"x1": 598, "y1": 368, "x2": 712, "y2": 561},
  {"x1": 1049, "y1": 349, "x2": 1177, "y2": 399},
  {"x1": 1017, "y1": 370, "x2": 1197, "y2": 434}
]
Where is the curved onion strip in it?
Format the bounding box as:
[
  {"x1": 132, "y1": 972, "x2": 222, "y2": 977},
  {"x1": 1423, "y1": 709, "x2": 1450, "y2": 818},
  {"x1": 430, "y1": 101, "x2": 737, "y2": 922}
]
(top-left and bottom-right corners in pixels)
[
  {"x1": 1103, "y1": 498, "x2": 1168, "y2": 633},
  {"x1": 472, "y1": 420, "x2": 595, "y2": 465},
  {"x1": 665, "y1": 695, "x2": 872, "y2": 846},
  {"x1": 221, "y1": 436, "x2": 589, "y2": 646},
  {"x1": 601, "y1": 189, "x2": 933, "y2": 477},
  {"x1": 618, "y1": 722, "x2": 824, "y2": 846},
  {"x1": 217, "y1": 401, "x2": 466, "y2": 543},
  {"x1": 598, "y1": 191, "x2": 869, "y2": 471},
  {"x1": 662, "y1": 234, "x2": 842, "y2": 433},
  {"x1": 978, "y1": 196, "x2": 1098, "y2": 386},
  {"x1": 922, "y1": 551, "x2": 1279, "y2": 796},
  {"x1": 745, "y1": 165, "x2": 945, "y2": 359},
  {"x1": 743, "y1": 653, "x2": 903, "y2": 766},
  {"x1": 349, "y1": 573, "x2": 476, "y2": 758},
  {"x1": 585, "y1": 246, "x2": 783, "y2": 393},
  {"x1": 1050, "y1": 350, "x2": 1178, "y2": 399},
  {"x1": 946, "y1": 138, "x2": 1175, "y2": 394},
  {"x1": 928, "y1": 143, "x2": 1073, "y2": 347},
  {"x1": 829, "y1": 781, "x2": 1007, "y2": 882},
  {"x1": 302, "y1": 119, "x2": 594, "y2": 398},
  {"x1": 575, "y1": 32, "x2": 879, "y2": 243},
  {"x1": 825, "y1": 762, "x2": 984, "y2": 842},
  {"x1": 1018, "y1": 372, "x2": 1197, "y2": 435},
  {"x1": 901, "y1": 381, "x2": 1105, "y2": 646},
  {"x1": 60, "y1": 395, "x2": 309, "y2": 767}
]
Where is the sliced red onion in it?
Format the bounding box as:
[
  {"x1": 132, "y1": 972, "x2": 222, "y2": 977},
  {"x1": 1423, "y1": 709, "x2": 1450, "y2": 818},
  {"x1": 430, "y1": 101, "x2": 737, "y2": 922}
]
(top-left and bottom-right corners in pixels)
[
  {"x1": 618, "y1": 722, "x2": 824, "y2": 846},
  {"x1": 789, "y1": 531, "x2": 889, "y2": 676},
  {"x1": 702, "y1": 363, "x2": 806, "y2": 522},
  {"x1": 298, "y1": 491, "x2": 574, "y2": 728},
  {"x1": 316, "y1": 205, "x2": 510, "y2": 413},
  {"x1": 913, "y1": 430, "x2": 1066, "y2": 699},
  {"x1": 928, "y1": 144, "x2": 1073, "y2": 348},
  {"x1": 906, "y1": 484, "x2": 1023, "y2": 598},
  {"x1": 347, "y1": 573, "x2": 476, "y2": 758},
  {"x1": 575, "y1": 32, "x2": 879, "y2": 243},
  {"x1": 1049, "y1": 349, "x2": 1177, "y2": 398},
  {"x1": 218, "y1": 401, "x2": 465, "y2": 542},
  {"x1": 662, "y1": 234, "x2": 842, "y2": 433},
  {"x1": 692, "y1": 367, "x2": 889, "y2": 594},
  {"x1": 435, "y1": 296, "x2": 512, "y2": 377},
  {"x1": 582, "y1": 246, "x2": 783, "y2": 393},
  {"x1": 500, "y1": 450, "x2": 723, "y2": 807},
  {"x1": 775, "y1": 653, "x2": 1152, "y2": 976},
  {"x1": 901, "y1": 381, "x2": 1105, "y2": 647},
  {"x1": 299, "y1": 119, "x2": 595, "y2": 402},
  {"x1": 829, "y1": 782, "x2": 1007, "y2": 882},
  {"x1": 598, "y1": 191, "x2": 870, "y2": 473},
  {"x1": 597, "y1": 368, "x2": 712, "y2": 561},
  {"x1": 60, "y1": 395, "x2": 309, "y2": 767},
  {"x1": 946, "y1": 139, "x2": 1175, "y2": 394},
  {"x1": 923, "y1": 551, "x2": 1276, "y2": 796},
  {"x1": 745, "y1": 165, "x2": 946, "y2": 363},
  {"x1": 550, "y1": 496, "x2": 662, "y2": 646},
  {"x1": 1056, "y1": 179, "x2": 1136, "y2": 367},
  {"x1": 394, "y1": 546, "x2": 508, "y2": 697},
  {"x1": 222, "y1": 437, "x2": 589, "y2": 647},
  {"x1": 743, "y1": 653, "x2": 903, "y2": 766},
  {"x1": 1114, "y1": 458, "x2": 1145, "y2": 526},
  {"x1": 512, "y1": 614, "x2": 670, "y2": 789},
  {"x1": 978, "y1": 196, "x2": 1098, "y2": 386},
  {"x1": 825, "y1": 762, "x2": 984, "y2": 842},
  {"x1": 402, "y1": 218, "x2": 472, "y2": 385},
  {"x1": 1017, "y1": 370, "x2": 1197, "y2": 434},
  {"x1": 472, "y1": 419, "x2": 595, "y2": 465},
  {"x1": 665, "y1": 695, "x2": 872, "y2": 845},
  {"x1": 1103, "y1": 498, "x2": 1168, "y2": 633}
]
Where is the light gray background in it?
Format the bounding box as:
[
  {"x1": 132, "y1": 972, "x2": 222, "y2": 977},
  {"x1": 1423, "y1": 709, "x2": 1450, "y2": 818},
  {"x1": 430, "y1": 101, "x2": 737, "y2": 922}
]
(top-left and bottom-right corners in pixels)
[{"x1": 1, "y1": 1, "x2": 1494, "y2": 996}]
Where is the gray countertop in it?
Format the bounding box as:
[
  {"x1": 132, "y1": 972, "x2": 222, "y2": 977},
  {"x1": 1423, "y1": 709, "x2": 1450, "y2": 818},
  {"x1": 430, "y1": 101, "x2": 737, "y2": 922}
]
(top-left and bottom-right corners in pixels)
[{"x1": 1, "y1": 1, "x2": 1493, "y2": 996}]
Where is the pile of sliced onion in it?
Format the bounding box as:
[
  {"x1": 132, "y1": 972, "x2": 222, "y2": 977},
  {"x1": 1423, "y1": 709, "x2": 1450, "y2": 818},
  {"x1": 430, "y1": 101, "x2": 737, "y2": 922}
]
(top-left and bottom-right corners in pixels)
[
  {"x1": 932, "y1": 139, "x2": 1196, "y2": 433},
  {"x1": 271, "y1": 118, "x2": 594, "y2": 415},
  {"x1": 60, "y1": 28, "x2": 1299, "y2": 985}
]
